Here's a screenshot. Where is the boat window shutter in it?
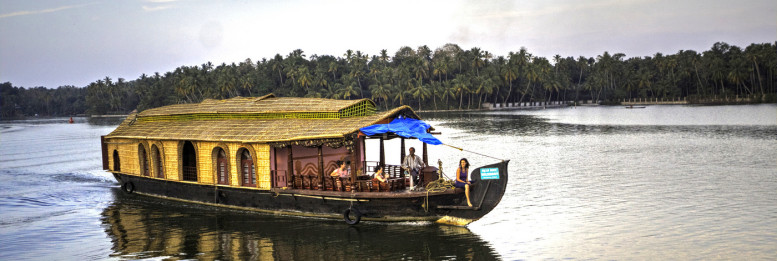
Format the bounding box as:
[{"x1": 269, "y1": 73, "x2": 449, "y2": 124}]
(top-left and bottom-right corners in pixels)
[
  {"x1": 217, "y1": 149, "x2": 228, "y2": 185},
  {"x1": 241, "y1": 150, "x2": 255, "y2": 187}
]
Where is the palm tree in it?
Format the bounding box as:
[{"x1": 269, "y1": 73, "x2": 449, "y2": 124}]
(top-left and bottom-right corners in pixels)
[
  {"x1": 506, "y1": 48, "x2": 529, "y2": 105},
  {"x1": 452, "y1": 75, "x2": 470, "y2": 109},
  {"x1": 369, "y1": 82, "x2": 392, "y2": 110},
  {"x1": 519, "y1": 58, "x2": 539, "y2": 105},
  {"x1": 439, "y1": 81, "x2": 455, "y2": 109},
  {"x1": 474, "y1": 75, "x2": 496, "y2": 109},
  {"x1": 328, "y1": 61, "x2": 339, "y2": 82},
  {"x1": 433, "y1": 59, "x2": 449, "y2": 83},
  {"x1": 334, "y1": 79, "x2": 359, "y2": 100},
  {"x1": 216, "y1": 64, "x2": 238, "y2": 98},
  {"x1": 410, "y1": 82, "x2": 431, "y2": 110},
  {"x1": 501, "y1": 59, "x2": 518, "y2": 106},
  {"x1": 471, "y1": 47, "x2": 485, "y2": 77},
  {"x1": 297, "y1": 66, "x2": 313, "y2": 91},
  {"x1": 745, "y1": 44, "x2": 766, "y2": 97},
  {"x1": 391, "y1": 84, "x2": 408, "y2": 106},
  {"x1": 637, "y1": 68, "x2": 653, "y2": 97},
  {"x1": 705, "y1": 42, "x2": 731, "y2": 97},
  {"x1": 430, "y1": 81, "x2": 445, "y2": 110}
]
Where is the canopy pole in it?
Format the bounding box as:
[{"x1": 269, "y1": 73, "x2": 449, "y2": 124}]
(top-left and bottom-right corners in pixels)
[
  {"x1": 422, "y1": 142, "x2": 428, "y2": 166},
  {"x1": 379, "y1": 137, "x2": 385, "y2": 168},
  {"x1": 400, "y1": 138, "x2": 406, "y2": 163},
  {"x1": 350, "y1": 138, "x2": 359, "y2": 186}
]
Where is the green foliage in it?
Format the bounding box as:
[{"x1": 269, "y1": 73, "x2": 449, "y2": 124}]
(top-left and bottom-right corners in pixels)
[
  {"x1": 1, "y1": 82, "x2": 87, "y2": 118},
  {"x1": 4, "y1": 42, "x2": 776, "y2": 117}
]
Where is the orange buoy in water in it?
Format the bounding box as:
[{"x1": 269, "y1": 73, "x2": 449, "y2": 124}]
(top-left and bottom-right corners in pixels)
[{"x1": 69, "y1": 117, "x2": 74, "y2": 124}]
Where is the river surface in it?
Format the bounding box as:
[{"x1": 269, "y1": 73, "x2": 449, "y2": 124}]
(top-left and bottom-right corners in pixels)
[{"x1": 1, "y1": 104, "x2": 776, "y2": 260}]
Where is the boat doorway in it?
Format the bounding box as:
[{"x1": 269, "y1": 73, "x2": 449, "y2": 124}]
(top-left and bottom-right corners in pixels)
[
  {"x1": 151, "y1": 145, "x2": 164, "y2": 178},
  {"x1": 113, "y1": 150, "x2": 121, "y2": 171},
  {"x1": 138, "y1": 144, "x2": 150, "y2": 176},
  {"x1": 181, "y1": 141, "x2": 197, "y2": 182}
]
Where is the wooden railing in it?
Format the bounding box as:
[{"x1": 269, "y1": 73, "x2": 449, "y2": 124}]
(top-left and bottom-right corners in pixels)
[{"x1": 286, "y1": 161, "x2": 408, "y2": 192}]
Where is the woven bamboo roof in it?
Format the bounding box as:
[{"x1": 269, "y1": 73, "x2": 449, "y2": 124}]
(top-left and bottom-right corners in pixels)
[
  {"x1": 106, "y1": 95, "x2": 420, "y2": 143},
  {"x1": 138, "y1": 94, "x2": 374, "y2": 117}
]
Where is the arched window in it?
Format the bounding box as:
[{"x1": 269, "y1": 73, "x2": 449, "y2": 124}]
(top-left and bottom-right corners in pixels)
[
  {"x1": 152, "y1": 145, "x2": 164, "y2": 179},
  {"x1": 139, "y1": 144, "x2": 150, "y2": 176},
  {"x1": 182, "y1": 141, "x2": 198, "y2": 182},
  {"x1": 241, "y1": 149, "x2": 256, "y2": 187},
  {"x1": 113, "y1": 150, "x2": 121, "y2": 171},
  {"x1": 216, "y1": 148, "x2": 229, "y2": 185}
]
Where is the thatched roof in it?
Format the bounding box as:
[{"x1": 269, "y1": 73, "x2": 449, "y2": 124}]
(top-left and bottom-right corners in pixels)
[
  {"x1": 105, "y1": 95, "x2": 420, "y2": 143},
  {"x1": 138, "y1": 94, "x2": 375, "y2": 118}
]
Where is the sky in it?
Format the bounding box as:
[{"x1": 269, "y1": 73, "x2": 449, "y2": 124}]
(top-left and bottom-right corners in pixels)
[{"x1": 0, "y1": 0, "x2": 775, "y2": 88}]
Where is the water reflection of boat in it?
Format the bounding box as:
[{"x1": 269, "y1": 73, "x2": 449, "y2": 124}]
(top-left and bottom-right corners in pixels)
[
  {"x1": 101, "y1": 94, "x2": 508, "y2": 226},
  {"x1": 101, "y1": 188, "x2": 500, "y2": 260}
]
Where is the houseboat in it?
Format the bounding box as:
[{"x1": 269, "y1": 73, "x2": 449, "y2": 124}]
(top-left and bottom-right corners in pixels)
[{"x1": 101, "y1": 94, "x2": 508, "y2": 225}]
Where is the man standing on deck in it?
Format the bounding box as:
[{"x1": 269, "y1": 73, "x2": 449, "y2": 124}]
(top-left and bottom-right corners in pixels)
[{"x1": 402, "y1": 147, "x2": 425, "y2": 188}]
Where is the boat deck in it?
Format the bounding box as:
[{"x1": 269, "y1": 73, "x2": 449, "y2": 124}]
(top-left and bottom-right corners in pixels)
[{"x1": 270, "y1": 187, "x2": 460, "y2": 199}]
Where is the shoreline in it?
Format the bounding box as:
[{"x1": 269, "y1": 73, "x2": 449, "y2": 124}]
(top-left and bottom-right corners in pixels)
[{"x1": 416, "y1": 100, "x2": 776, "y2": 113}]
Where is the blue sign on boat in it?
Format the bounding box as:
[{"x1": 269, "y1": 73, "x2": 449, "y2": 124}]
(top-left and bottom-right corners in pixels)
[{"x1": 480, "y1": 168, "x2": 500, "y2": 180}]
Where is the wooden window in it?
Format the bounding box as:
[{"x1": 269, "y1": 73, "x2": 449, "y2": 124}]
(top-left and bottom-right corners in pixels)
[
  {"x1": 241, "y1": 150, "x2": 256, "y2": 187},
  {"x1": 139, "y1": 144, "x2": 150, "y2": 176},
  {"x1": 216, "y1": 148, "x2": 229, "y2": 185}
]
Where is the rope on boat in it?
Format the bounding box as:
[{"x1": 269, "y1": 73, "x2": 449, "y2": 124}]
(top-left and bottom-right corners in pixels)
[
  {"x1": 443, "y1": 144, "x2": 505, "y2": 161},
  {"x1": 423, "y1": 175, "x2": 455, "y2": 212}
]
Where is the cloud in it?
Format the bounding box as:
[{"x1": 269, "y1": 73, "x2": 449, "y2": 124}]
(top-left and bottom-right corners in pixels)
[
  {"x1": 142, "y1": 0, "x2": 177, "y2": 11},
  {"x1": 0, "y1": 4, "x2": 86, "y2": 19},
  {"x1": 142, "y1": 5, "x2": 173, "y2": 12}
]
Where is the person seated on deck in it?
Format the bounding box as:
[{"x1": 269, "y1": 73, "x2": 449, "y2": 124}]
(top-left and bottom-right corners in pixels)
[
  {"x1": 454, "y1": 158, "x2": 473, "y2": 207},
  {"x1": 373, "y1": 165, "x2": 388, "y2": 182},
  {"x1": 330, "y1": 160, "x2": 350, "y2": 191},
  {"x1": 372, "y1": 165, "x2": 390, "y2": 191},
  {"x1": 401, "y1": 147, "x2": 425, "y2": 187}
]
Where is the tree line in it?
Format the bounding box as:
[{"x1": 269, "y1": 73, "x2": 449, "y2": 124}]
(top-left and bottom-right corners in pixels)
[
  {"x1": 2, "y1": 41, "x2": 775, "y2": 118},
  {"x1": 1, "y1": 82, "x2": 86, "y2": 118}
]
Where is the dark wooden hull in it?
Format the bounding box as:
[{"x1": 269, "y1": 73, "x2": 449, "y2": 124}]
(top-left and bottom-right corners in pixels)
[{"x1": 112, "y1": 160, "x2": 509, "y2": 225}]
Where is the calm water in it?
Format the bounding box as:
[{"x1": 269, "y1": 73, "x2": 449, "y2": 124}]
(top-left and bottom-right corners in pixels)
[{"x1": 1, "y1": 104, "x2": 776, "y2": 260}]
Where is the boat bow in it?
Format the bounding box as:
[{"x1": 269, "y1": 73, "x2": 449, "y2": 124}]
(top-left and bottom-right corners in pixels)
[{"x1": 436, "y1": 160, "x2": 510, "y2": 225}]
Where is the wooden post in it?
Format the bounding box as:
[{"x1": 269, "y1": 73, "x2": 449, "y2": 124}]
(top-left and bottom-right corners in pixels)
[
  {"x1": 351, "y1": 135, "x2": 366, "y2": 184},
  {"x1": 422, "y1": 142, "x2": 428, "y2": 166},
  {"x1": 361, "y1": 135, "x2": 366, "y2": 170},
  {"x1": 287, "y1": 145, "x2": 294, "y2": 188},
  {"x1": 379, "y1": 136, "x2": 385, "y2": 168},
  {"x1": 271, "y1": 147, "x2": 276, "y2": 188},
  {"x1": 400, "y1": 138, "x2": 406, "y2": 164},
  {"x1": 350, "y1": 146, "x2": 358, "y2": 187},
  {"x1": 318, "y1": 145, "x2": 324, "y2": 191}
]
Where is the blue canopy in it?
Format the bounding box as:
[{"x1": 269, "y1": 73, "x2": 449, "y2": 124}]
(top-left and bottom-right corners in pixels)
[{"x1": 359, "y1": 116, "x2": 442, "y2": 145}]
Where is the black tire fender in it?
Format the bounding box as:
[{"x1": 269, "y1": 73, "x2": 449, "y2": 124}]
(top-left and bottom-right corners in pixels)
[
  {"x1": 343, "y1": 208, "x2": 361, "y2": 225},
  {"x1": 121, "y1": 181, "x2": 135, "y2": 194}
]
